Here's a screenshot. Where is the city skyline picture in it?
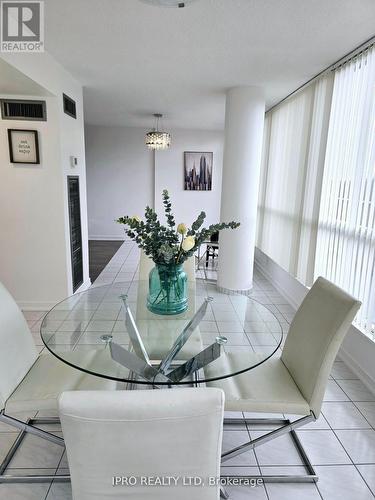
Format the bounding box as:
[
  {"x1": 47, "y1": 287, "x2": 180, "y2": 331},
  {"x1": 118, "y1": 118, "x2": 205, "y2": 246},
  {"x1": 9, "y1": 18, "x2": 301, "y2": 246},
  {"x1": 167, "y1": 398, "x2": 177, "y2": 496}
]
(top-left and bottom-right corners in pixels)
[{"x1": 184, "y1": 151, "x2": 213, "y2": 191}]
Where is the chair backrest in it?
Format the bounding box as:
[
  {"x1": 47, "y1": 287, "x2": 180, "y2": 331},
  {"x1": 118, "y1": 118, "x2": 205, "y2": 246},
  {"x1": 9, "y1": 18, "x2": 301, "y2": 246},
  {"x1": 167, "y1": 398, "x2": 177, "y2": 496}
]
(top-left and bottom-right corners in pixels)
[
  {"x1": 59, "y1": 388, "x2": 224, "y2": 500},
  {"x1": 139, "y1": 250, "x2": 196, "y2": 282},
  {"x1": 0, "y1": 282, "x2": 38, "y2": 410},
  {"x1": 281, "y1": 276, "x2": 361, "y2": 416}
]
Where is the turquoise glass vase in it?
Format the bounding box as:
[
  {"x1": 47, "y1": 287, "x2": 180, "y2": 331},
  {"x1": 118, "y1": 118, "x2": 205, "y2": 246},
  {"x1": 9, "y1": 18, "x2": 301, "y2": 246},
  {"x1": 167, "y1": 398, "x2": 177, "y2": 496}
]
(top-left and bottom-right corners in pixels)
[{"x1": 147, "y1": 263, "x2": 188, "y2": 315}]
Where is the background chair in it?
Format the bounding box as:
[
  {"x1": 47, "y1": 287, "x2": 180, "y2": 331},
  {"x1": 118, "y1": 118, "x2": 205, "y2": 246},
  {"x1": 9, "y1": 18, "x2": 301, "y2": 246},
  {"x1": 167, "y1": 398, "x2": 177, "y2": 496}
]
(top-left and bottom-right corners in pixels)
[
  {"x1": 0, "y1": 281, "x2": 121, "y2": 483},
  {"x1": 206, "y1": 276, "x2": 361, "y2": 483},
  {"x1": 205, "y1": 231, "x2": 219, "y2": 268},
  {"x1": 59, "y1": 388, "x2": 224, "y2": 500}
]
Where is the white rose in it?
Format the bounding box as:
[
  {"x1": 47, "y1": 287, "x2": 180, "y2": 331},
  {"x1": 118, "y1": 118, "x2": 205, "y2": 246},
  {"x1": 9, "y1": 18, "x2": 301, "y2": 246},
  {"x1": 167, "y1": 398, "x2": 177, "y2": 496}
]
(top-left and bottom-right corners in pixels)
[
  {"x1": 177, "y1": 223, "x2": 187, "y2": 235},
  {"x1": 182, "y1": 235, "x2": 195, "y2": 252},
  {"x1": 131, "y1": 215, "x2": 141, "y2": 222}
]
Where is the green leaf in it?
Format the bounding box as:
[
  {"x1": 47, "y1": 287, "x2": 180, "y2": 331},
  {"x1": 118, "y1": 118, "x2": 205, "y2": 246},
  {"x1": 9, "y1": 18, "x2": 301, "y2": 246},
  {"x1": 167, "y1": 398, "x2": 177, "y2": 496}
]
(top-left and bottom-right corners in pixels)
[{"x1": 117, "y1": 190, "x2": 239, "y2": 264}]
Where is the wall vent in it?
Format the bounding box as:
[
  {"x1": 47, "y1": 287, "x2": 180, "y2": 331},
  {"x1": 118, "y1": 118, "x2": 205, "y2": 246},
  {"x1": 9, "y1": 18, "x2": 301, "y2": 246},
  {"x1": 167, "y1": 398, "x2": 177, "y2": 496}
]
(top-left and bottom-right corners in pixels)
[
  {"x1": 0, "y1": 99, "x2": 47, "y2": 121},
  {"x1": 63, "y1": 94, "x2": 77, "y2": 119}
]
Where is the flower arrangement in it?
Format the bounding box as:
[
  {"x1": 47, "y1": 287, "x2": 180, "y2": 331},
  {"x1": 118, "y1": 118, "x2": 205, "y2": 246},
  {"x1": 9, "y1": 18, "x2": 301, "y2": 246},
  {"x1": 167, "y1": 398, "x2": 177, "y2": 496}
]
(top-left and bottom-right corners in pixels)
[{"x1": 117, "y1": 189, "x2": 240, "y2": 265}]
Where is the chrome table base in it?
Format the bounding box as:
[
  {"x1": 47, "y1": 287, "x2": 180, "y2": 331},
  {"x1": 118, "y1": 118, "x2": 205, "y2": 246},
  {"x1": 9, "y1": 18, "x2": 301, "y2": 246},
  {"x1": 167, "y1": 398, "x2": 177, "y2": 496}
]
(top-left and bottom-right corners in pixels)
[{"x1": 112, "y1": 295, "x2": 226, "y2": 384}]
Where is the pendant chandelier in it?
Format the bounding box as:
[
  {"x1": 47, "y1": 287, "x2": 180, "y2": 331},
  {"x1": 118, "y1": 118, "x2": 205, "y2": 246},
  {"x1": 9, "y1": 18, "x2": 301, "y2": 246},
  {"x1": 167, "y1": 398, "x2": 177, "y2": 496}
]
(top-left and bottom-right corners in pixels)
[{"x1": 145, "y1": 114, "x2": 171, "y2": 151}]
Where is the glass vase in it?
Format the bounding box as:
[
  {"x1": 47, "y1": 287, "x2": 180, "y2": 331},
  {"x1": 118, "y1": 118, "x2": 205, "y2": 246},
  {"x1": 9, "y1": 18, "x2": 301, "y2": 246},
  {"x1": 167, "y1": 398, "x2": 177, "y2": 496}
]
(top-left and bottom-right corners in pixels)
[{"x1": 147, "y1": 263, "x2": 188, "y2": 315}]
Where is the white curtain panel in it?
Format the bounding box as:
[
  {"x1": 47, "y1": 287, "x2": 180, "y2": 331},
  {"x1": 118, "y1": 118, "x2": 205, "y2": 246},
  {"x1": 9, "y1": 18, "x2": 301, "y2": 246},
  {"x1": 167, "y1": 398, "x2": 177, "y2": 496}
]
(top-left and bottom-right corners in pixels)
[
  {"x1": 256, "y1": 113, "x2": 271, "y2": 247},
  {"x1": 257, "y1": 74, "x2": 333, "y2": 285},
  {"x1": 315, "y1": 47, "x2": 375, "y2": 334}
]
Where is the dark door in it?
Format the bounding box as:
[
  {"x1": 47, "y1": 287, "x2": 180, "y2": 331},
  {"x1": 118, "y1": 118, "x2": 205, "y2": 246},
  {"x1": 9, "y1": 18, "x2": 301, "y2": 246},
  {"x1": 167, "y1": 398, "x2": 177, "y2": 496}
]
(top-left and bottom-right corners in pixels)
[{"x1": 67, "y1": 176, "x2": 83, "y2": 292}]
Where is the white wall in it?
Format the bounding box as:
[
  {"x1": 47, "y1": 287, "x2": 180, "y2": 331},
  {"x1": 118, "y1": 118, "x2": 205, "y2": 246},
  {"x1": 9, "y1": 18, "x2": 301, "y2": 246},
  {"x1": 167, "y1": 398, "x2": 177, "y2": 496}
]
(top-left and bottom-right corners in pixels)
[
  {"x1": 154, "y1": 128, "x2": 223, "y2": 228},
  {"x1": 85, "y1": 125, "x2": 224, "y2": 238},
  {"x1": 0, "y1": 95, "x2": 68, "y2": 309},
  {"x1": 0, "y1": 54, "x2": 89, "y2": 308},
  {"x1": 85, "y1": 125, "x2": 153, "y2": 239}
]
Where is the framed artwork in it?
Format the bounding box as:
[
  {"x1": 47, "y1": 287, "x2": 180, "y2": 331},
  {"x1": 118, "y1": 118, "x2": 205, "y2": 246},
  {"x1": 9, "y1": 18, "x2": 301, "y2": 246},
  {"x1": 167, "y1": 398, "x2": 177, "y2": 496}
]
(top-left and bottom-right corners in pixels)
[
  {"x1": 184, "y1": 151, "x2": 213, "y2": 191},
  {"x1": 7, "y1": 129, "x2": 40, "y2": 164}
]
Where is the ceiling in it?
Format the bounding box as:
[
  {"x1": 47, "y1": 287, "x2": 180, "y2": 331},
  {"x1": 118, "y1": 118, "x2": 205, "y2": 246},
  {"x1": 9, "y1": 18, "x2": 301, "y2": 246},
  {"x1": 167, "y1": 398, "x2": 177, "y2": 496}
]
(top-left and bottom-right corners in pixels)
[
  {"x1": 44, "y1": 0, "x2": 375, "y2": 130},
  {"x1": 0, "y1": 59, "x2": 49, "y2": 96}
]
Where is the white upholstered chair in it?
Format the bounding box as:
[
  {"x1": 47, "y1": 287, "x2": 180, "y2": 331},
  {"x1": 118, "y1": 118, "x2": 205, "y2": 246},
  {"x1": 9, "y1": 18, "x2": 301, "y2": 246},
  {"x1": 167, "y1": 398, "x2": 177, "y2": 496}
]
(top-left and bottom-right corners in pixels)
[
  {"x1": 139, "y1": 250, "x2": 196, "y2": 282},
  {"x1": 59, "y1": 388, "x2": 224, "y2": 500},
  {"x1": 206, "y1": 276, "x2": 361, "y2": 483},
  {"x1": 0, "y1": 281, "x2": 120, "y2": 483}
]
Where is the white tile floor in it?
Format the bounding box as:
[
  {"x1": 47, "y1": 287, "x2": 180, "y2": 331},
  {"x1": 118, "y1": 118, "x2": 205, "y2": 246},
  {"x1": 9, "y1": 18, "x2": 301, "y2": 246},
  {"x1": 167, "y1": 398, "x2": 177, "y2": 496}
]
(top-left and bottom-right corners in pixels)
[{"x1": 2, "y1": 240, "x2": 375, "y2": 499}]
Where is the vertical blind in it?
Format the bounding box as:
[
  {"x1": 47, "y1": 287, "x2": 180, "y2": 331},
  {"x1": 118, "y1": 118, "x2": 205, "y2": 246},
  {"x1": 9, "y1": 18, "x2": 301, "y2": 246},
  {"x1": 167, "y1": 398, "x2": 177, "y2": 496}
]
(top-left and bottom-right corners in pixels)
[
  {"x1": 314, "y1": 47, "x2": 375, "y2": 335},
  {"x1": 257, "y1": 44, "x2": 375, "y2": 337},
  {"x1": 257, "y1": 75, "x2": 333, "y2": 285}
]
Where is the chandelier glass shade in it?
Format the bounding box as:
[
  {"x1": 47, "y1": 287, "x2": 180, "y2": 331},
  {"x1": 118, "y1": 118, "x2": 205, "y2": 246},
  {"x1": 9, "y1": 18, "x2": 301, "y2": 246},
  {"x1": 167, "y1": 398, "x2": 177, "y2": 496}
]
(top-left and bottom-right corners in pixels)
[
  {"x1": 145, "y1": 131, "x2": 171, "y2": 150},
  {"x1": 145, "y1": 114, "x2": 171, "y2": 150}
]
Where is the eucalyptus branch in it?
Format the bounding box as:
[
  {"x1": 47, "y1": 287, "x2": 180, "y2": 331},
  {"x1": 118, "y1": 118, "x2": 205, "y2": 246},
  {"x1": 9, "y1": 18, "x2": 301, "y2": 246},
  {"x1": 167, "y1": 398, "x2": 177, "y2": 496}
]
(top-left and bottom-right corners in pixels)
[
  {"x1": 187, "y1": 211, "x2": 206, "y2": 236},
  {"x1": 162, "y1": 189, "x2": 176, "y2": 228},
  {"x1": 117, "y1": 191, "x2": 240, "y2": 265}
]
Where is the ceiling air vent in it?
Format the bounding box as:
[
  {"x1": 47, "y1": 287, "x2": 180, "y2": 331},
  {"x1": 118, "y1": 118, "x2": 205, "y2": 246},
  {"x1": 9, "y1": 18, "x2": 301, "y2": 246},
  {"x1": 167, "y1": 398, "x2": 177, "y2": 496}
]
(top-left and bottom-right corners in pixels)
[
  {"x1": 0, "y1": 99, "x2": 47, "y2": 121},
  {"x1": 63, "y1": 94, "x2": 77, "y2": 119}
]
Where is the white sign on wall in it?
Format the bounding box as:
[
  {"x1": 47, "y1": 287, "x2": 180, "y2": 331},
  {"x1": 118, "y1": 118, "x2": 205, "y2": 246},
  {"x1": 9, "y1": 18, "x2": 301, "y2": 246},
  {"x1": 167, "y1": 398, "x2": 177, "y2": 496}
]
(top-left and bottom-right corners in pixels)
[{"x1": 8, "y1": 129, "x2": 40, "y2": 164}]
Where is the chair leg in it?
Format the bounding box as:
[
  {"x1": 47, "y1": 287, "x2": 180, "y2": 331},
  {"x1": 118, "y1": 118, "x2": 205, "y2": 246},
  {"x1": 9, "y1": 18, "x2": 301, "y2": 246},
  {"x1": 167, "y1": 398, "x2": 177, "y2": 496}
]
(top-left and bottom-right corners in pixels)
[
  {"x1": 220, "y1": 485, "x2": 229, "y2": 498},
  {"x1": 0, "y1": 413, "x2": 64, "y2": 446},
  {"x1": 221, "y1": 414, "x2": 318, "y2": 483},
  {"x1": 0, "y1": 412, "x2": 69, "y2": 483}
]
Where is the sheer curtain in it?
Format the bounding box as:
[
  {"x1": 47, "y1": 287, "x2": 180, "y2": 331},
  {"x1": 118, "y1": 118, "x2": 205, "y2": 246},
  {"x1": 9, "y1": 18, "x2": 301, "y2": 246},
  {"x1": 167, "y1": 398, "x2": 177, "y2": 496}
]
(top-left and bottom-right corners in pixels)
[
  {"x1": 315, "y1": 47, "x2": 375, "y2": 335},
  {"x1": 257, "y1": 75, "x2": 333, "y2": 285}
]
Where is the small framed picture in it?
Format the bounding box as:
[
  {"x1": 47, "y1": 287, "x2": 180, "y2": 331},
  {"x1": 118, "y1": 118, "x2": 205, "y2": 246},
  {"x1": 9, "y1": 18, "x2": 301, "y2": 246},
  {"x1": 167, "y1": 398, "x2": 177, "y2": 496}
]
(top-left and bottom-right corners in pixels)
[
  {"x1": 7, "y1": 129, "x2": 40, "y2": 164},
  {"x1": 184, "y1": 151, "x2": 213, "y2": 191}
]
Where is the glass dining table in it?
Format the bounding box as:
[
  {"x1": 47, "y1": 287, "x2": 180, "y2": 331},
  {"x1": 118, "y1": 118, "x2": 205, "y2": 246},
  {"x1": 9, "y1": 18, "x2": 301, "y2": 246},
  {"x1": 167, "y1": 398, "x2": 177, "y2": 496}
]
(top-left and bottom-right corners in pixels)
[{"x1": 41, "y1": 279, "x2": 283, "y2": 387}]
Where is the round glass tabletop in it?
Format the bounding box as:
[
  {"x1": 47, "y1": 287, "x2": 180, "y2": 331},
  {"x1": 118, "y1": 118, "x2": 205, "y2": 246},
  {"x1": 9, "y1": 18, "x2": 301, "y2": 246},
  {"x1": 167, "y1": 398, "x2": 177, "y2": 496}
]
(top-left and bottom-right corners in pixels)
[{"x1": 41, "y1": 279, "x2": 283, "y2": 386}]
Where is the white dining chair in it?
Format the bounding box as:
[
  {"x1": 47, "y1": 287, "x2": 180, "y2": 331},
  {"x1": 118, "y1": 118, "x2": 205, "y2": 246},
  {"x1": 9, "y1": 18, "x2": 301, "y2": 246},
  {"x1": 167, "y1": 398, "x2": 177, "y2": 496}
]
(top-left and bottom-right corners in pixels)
[
  {"x1": 139, "y1": 250, "x2": 196, "y2": 282},
  {"x1": 59, "y1": 388, "x2": 224, "y2": 500},
  {"x1": 206, "y1": 276, "x2": 361, "y2": 484},
  {"x1": 0, "y1": 281, "x2": 122, "y2": 483}
]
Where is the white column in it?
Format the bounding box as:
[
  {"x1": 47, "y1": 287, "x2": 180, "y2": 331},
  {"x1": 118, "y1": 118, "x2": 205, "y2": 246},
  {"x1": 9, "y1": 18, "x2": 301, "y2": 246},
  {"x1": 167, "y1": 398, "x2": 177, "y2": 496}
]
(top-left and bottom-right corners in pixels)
[{"x1": 218, "y1": 87, "x2": 265, "y2": 292}]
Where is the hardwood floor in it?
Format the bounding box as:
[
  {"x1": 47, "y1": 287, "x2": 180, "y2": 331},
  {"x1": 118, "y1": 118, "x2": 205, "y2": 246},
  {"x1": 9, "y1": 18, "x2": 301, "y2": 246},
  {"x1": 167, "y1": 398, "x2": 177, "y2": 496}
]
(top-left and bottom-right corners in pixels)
[{"x1": 88, "y1": 240, "x2": 124, "y2": 282}]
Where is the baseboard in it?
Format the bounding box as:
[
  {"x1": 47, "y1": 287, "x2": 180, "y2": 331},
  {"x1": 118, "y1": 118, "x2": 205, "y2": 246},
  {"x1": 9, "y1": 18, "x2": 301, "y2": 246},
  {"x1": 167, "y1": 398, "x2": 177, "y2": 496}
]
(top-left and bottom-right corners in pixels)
[
  {"x1": 254, "y1": 247, "x2": 307, "y2": 309},
  {"x1": 338, "y1": 346, "x2": 375, "y2": 397},
  {"x1": 256, "y1": 260, "x2": 299, "y2": 309},
  {"x1": 88, "y1": 235, "x2": 126, "y2": 241}
]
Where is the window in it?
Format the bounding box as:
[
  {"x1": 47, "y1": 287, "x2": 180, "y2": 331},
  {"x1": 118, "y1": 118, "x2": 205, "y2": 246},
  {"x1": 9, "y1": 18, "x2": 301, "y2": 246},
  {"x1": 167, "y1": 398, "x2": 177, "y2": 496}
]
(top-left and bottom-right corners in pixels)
[
  {"x1": 257, "y1": 75, "x2": 333, "y2": 285},
  {"x1": 315, "y1": 47, "x2": 375, "y2": 336},
  {"x1": 257, "y1": 44, "x2": 375, "y2": 338}
]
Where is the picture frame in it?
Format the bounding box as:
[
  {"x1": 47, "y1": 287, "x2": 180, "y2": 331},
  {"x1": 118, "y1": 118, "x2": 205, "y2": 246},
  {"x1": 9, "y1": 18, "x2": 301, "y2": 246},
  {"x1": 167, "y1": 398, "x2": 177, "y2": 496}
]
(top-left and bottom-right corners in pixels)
[
  {"x1": 7, "y1": 129, "x2": 40, "y2": 164},
  {"x1": 184, "y1": 151, "x2": 213, "y2": 191}
]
